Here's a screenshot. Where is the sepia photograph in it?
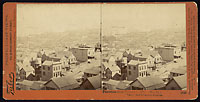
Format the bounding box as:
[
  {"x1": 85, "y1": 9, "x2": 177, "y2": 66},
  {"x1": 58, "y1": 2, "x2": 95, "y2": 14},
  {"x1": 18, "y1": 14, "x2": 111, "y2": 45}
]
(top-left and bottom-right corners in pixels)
[
  {"x1": 16, "y1": 4, "x2": 102, "y2": 90},
  {"x1": 16, "y1": 3, "x2": 186, "y2": 91},
  {"x1": 101, "y1": 4, "x2": 187, "y2": 90}
]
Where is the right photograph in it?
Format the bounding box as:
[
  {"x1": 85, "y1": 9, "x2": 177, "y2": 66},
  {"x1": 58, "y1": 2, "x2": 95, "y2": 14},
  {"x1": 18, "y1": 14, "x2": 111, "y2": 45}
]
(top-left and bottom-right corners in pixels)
[{"x1": 101, "y1": 4, "x2": 187, "y2": 90}]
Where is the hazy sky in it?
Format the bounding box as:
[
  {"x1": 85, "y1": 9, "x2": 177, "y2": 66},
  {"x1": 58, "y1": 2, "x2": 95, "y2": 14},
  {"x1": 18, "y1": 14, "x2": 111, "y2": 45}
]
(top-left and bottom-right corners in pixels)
[
  {"x1": 102, "y1": 4, "x2": 186, "y2": 33},
  {"x1": 17, "y1": 4, "x2": 101, "y2": 36},
  {"x1": 17, "y1": 3, "x2": 185, "y2": 36}
]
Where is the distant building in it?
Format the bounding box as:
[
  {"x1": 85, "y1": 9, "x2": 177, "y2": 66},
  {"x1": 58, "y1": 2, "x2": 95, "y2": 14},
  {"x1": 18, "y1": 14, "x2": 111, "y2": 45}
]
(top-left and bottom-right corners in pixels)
[
  {"x1": 80, "y1": 75, "x2": 101, "y2": 90},
  {"x1": 155, "y1": 43, "x2": 181, "y2": 61},
  {"x1": 17, "y1": 80, "x2": 34, "y2": 90},
  {"x1": 130, "y1": 76, "x2": 165, "y2": 90},
  {"x1": 127, "y1": 60, "x2": 148, "y2": 81},
  {"x1": 166, "y1": 75, "x2": 186, "y2": 90},
  {"x1": 16, "y1": 62, "x2": 23, "y2": 80},
  {"x1": 116, "y1": 57, "x2": 128, "y2": 80},
  {"x1": 103, "y1": 79, "x2": 120, "y2": 90},
  {"x1": 135, "y1": 50, "x2": 163, "y2": 69},
  {"x1": 70, "y1": 47, "x2": 88, "y2": 62},
  {"x1": 57, "y1": 50, "x2": 77, "y2": 64},
  {"x1": 155, "y1": 47, "x2": 174, "y2": 62},
  {"x1": 133, "y1": 53, "x2": 155, "y2": 69},
  {"x1": 102, "y1": 62, "x2": 121, "y2": 80},
  {"x1": 114, "y1": 51, "x2": 123, "y2": 61},
  {"x1": 41, "y1": 61, "x2": 62, "y2": 81},
  {"x1": 169, "y1": 67, "x2": 186, "y2": 79},
  {"x1": 87, "y1": 48, "x2": 95, "y2": 58},
  {"x1": 30, "y1": 81, "x2": 46, "y2": 90},
  {"x1": 44, "y1": 76, "x2": 80, "y2": 90},
  {"x1": 37, "y1": 49, "x2": 45, "y2": 58},
  {"x1": 83, "y1": 67, "x2": 101, "y2": 80},
  {"x1": 95, "y1": 42, "x2": 101, "y2": 52},
  {"x1": 181, "y1": 42, "x2": 186, "y2": 51},
  {"x1": 17, "y1": 80, "x2": 46, "y2": 90},
  {"x1": 102, "y1": 55, "x2": 116, "y2": 66},
  {"x1": 30, "y1": 58, "x2": 42, "y2": 80},
  {"x1": 41, "y1": 53, "x2": 49, "y2": 63},
  {"x1": 116, "y1": 80, "x2": 132, "y2": 90},
  {"x1": 122, "y1": 50, "x2": 130, "y2": 57},
  {"x1": 19, "y1": 64, "x2": 35, "y2": 80}
]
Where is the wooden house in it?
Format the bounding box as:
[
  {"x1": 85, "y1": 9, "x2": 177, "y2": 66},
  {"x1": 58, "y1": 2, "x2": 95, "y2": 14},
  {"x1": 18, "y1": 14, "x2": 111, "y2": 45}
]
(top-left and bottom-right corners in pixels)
[
  {"x1": 103, "y1": 62, "x2": 121, "y2": 80},
  {"x1": 44, "y1": 76, "x2": 80, "y2": 90},
  {"x1": 169, "y1": 67, "x2": 186, "y2": 79},
  {"x1": 103, "y1": 79, "x2": 120, "y2": 90},
  {"x1": 127, "y1": 60, "x2": 148, "y2": 81},
  {"x1": 130, "y1": 76, "x2": 165, "y2": 90},
  {"x1": 83, "y1": 67, "x2": 101, "y2": 80},
  {"x1": 41, "y1": 61, "x2": 62, "y2": 81},
  {"x1": 19, "y1": 64, "x2": 35, "y2": 80},
  {"x1": 116, "y1": 80, "x2": 132, "y2": 90},
  {"x1": 80, "y1": 75, "x2": 101, "y2": 90},
  {"x1": 166, "y1": 75, "x2": 186, "y2": 90}
]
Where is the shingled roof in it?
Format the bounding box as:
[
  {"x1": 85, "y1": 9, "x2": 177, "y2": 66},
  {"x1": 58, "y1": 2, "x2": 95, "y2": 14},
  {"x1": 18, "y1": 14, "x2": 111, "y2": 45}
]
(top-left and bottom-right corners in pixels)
[
  {"x1": 21, "y1": 64, "x2": 34, "y2": 73},
  {"x1": 102, "y1": 62, "x2": 120, "y2": 72},
  {"x1": 128, "y1": 60, "x2": 147, "y2": 65},
  {"x1": 170, "y1": 67, "x2": 186, "y2": 74},
  {"x1": 42, "y1": 61, "x2": 53, "y2": 66},
  {"x1": 46, "y1": 76, "x2": 79, "y2": 90},
  {"x1": 87, "y1": 75, "x2": 101, "y2": 89},
  {"x1": 132, "y1": 76, "x2": 165, "y2": 90},
  {"x1": 16, "y1": 62, "x2": 23, "y2": 70},
  {"x1": 116, "y1": 80, "x2": 132, "y2": 90},
  {"x1": 173, "y1": 75, "x2": 187, "y2": 89},
  {"x1": 56, "y1": 51, "x2": 74, "y2": 58},
  {"x1": 84, "y1": 67, "x2": 101, "y2": 75}
]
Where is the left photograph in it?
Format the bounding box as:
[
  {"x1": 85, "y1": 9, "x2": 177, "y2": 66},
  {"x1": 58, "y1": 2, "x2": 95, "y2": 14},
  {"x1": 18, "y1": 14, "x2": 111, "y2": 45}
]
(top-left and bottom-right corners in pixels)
[{"x1": 16, "y1": 4, "x2": 102, "y2": 90}]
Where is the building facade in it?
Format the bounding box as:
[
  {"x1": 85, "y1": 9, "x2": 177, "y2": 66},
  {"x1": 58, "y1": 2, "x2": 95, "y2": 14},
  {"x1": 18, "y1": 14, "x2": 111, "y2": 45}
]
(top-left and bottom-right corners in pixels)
[
  {"x1": 127, "y1": 60, "x2": 148, "y2": 81},
  {"x1": 41, "y1": 61, "x2": 62, "y2": 81}
]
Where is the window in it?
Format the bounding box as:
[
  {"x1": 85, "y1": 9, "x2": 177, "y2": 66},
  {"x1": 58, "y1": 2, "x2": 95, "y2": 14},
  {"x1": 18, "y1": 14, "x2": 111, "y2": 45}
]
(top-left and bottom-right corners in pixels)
[
  {"x1": 43, "y1": 66, "x2": 45, "y2": 70},
  {"x1": 48, "y1": 67, "x2": 50, "y2": 71},
  {"x1": 129, "y1": 66, "x2": 131, "y2": 69},
  {"x1": 134, "y1": 66, "x2": 136, "y2": 70},
  {"x1": 129, "y1": 71, "x2": 131, "y2": 75},
  {"x1": 43, "y1": 72, "x2": 45, "y2": 75}
]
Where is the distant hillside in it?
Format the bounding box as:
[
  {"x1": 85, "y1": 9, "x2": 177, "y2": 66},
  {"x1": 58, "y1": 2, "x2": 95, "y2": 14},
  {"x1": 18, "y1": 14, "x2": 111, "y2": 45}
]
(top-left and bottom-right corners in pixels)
[
  {"x1": 102, "y1": 29, "x2": 186, "y2": 49},
  {"x1": 17, "y1": 29, "x2": 100, "y2": 50}
]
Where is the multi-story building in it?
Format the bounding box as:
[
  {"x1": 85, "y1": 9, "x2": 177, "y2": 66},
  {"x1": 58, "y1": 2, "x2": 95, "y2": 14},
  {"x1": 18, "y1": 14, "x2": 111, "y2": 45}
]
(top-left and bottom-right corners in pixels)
[
  {"x1": 41, "y1": 61, "x2": 62, "y2": 81},
  {"x1": 155, "y1": 47, "x2": 174, "y2": 62},
  {"x1": 127, "y1": 60, "x2": 148, "y2": 81},
  {"x1": 155, "y1": 43, "x2": 181, "y2": 61},
  {"x1": 70, "y1": 47, "x2": 88, "y2": 62}
]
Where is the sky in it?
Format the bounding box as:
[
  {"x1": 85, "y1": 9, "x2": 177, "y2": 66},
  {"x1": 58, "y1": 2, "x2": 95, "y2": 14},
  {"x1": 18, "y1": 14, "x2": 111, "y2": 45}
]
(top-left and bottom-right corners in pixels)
[
  {"x1": 17, "y1": 3, "x2": 186, "y2": 36},
  {"x1": 17, "y1": 4, "x2": 101, "y2": 36},
  {"x1": 102, "y1": 4, "x2": 186, "y2": 34}
]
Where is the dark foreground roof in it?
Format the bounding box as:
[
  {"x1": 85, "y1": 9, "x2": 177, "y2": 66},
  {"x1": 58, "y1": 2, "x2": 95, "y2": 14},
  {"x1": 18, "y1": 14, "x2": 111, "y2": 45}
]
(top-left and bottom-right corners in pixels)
[{"x1": 87, "y1": 75, "x2": 101, "y2": 89}]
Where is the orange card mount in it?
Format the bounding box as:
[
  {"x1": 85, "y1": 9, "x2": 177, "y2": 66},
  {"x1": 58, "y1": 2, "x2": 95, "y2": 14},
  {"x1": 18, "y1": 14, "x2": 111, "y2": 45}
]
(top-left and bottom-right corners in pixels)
[{"x1": 3, "y1": 2, "x2": 198, "y2": 100}]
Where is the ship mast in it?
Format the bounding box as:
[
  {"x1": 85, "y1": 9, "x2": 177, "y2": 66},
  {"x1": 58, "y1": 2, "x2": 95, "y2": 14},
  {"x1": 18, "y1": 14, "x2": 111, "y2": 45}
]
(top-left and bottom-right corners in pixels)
[{"x1": 100, "y1": 3, "x2": 102, "y2": 52}]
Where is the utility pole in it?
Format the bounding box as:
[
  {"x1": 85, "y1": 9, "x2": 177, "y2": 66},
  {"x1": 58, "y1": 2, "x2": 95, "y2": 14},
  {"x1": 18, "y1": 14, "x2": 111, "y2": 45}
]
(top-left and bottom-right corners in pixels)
[{"x1": 100, "y1": 3, "x2": 103, "y2": 91}]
